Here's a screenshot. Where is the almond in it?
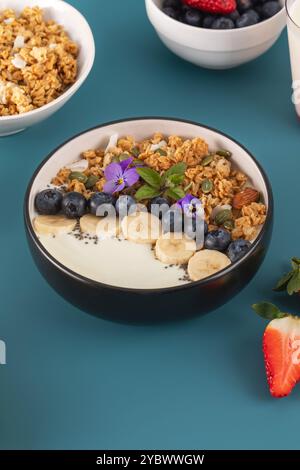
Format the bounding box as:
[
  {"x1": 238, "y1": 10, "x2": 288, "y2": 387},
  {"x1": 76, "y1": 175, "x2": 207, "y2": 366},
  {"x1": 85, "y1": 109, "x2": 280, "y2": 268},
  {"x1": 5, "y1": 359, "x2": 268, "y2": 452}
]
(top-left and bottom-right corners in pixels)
[{"x1": 233, "y1": 188, "x2": 259, "y2": 210}]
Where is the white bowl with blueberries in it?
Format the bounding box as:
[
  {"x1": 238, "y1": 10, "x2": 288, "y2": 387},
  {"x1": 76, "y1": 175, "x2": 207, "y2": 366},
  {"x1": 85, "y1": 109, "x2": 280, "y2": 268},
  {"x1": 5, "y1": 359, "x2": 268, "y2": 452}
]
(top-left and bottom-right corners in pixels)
[{"x1": 145, "y1": 0, "x2": 286, "y2": 69}]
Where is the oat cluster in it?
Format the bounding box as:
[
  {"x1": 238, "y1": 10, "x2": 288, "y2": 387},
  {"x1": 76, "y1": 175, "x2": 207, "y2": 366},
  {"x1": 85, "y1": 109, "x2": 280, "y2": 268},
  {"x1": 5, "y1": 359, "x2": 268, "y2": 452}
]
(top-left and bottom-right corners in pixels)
[
  {"x1": 0, "y1": 7, "x2": 78, "y2": 116},
  {"x1": 51, "y1": 133, "x2": 267, "y2": 241}
]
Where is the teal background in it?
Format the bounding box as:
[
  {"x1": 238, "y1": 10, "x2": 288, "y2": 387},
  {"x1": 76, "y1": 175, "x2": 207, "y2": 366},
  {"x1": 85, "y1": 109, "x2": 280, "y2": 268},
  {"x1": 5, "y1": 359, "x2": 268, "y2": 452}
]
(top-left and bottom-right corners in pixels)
[{"x1": 0, "y1": 0, "x2": 300, "y2": 450}]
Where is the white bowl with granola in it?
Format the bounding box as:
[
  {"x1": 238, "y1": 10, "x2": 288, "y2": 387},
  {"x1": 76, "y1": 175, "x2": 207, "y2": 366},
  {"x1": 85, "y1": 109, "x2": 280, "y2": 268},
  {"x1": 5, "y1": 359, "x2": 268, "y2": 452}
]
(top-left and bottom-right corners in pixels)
[
  {"x1": 24, "y1": 118, "x2": 273, "y2": 323},
  {"x1": 0, "y1": 0, "x2": 95, "y2": 136}
]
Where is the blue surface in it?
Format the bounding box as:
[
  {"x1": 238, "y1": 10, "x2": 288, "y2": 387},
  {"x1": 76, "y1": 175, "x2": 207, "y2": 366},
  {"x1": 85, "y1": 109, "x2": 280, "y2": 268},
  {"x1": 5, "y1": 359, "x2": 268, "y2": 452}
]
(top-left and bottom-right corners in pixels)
[{"x1": 0, "y1": 0, "x2": 300, "y2": 451}]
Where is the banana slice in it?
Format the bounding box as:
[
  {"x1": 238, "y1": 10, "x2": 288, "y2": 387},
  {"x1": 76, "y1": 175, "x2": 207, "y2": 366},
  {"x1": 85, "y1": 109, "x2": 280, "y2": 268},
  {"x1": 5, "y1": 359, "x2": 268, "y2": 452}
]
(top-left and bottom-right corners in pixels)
[
  {"x1": 121, "y1": 212, "x2": 161, "y2": 244},
  {"x1": 34, "y1": 215, "x2": 77, "y2": 235},
  {"x1": 80, "y1": 214, "x2": 100, "y2": 235},
  {"x1": 188, "y1": 249, "x2": 231, "y2": 281},
  {"x1": 96, "y1": 216, "x2": 121, "y2": 240},
  {"x1": 129, "y1": 203, "x2": 148, "y2": 215},
  {"x1": 155, "y1": 232, "x2": 196, "y2": 265}
]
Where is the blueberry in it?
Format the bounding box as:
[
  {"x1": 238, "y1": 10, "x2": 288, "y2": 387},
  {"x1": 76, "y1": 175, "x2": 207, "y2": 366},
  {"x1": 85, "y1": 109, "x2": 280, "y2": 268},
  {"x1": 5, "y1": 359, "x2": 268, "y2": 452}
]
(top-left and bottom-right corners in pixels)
[
  {"x1": 116, "y1": 195, "x2": 137, "y2": 217},
  {"x1": 204, "y1": 229, "x2": 231, "y2": 251},
  {"x1": 185, "y1": 217, "x2": 208, "y2": 233},
  {"x1": 89, "y1": 192, "x2": 116, "y2": 216},
  {"x1": 229, "y1": 10, "x2": 240, "y2": 21},
  {"x1": 237, "y1": 0, "x2": 253, "y2": 12},
  {"x1": 202, "y1": 15, "x2": 215, "y2": 28},
  {"x1": 162, "y1": 207, "x2": 183, "y2": 233},
  {"x1": 254, "y1": 4, "x2": 263, "y2": 17},
  {"x1": 204, "y1": 220, "x2": 208, "y2": 235},
  {"x1": 236, "y1": 9, "x2": 259, "y2": 27},
  {"x1": 185, "y1": 217, "x2": 208, "y2": 241},
  {"x1": 227, "y1": 239, "x2": 251, "y2": 263},
  {"x1": 35, "y1": 189, "x2": 63, "y2": 215},
  {"x1": 211, "y1": 17, "x2": 235, "y2": 29},
  {"x1": 261, "y1": 1, "x2": 281, "y2": 18},
  {"x1": 62, "y1": 192, "x2": 86, "y2": 219},
  {"x1": 150, "y1": 197, "x2": 170, "y2": 219},
  {"x1": 181, "y1": 4, "x2": 191, "y2": 13},
  {"x1": 183, "y1": 9, "x2": 202, "y2": 26},
  {"x1": 162, "y1": 6, "x2": 178, "y2": 19},
  {"x1": 163, "y1": 0, "x2": 181, "y2": 7}
]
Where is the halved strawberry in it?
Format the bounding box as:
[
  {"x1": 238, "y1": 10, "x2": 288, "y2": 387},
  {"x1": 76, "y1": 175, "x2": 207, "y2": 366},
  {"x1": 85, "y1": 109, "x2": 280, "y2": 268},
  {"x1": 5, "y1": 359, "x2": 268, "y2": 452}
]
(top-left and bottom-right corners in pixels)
[
  {"x1": 264, "y1": 317, "x2": 300, "y2": 397},
  {"x1": 183, "y1": 0, "x2": 237, "y2": 15},
  {"x1": 253, "y1": 303, "x2": 300, "y2": 398}
]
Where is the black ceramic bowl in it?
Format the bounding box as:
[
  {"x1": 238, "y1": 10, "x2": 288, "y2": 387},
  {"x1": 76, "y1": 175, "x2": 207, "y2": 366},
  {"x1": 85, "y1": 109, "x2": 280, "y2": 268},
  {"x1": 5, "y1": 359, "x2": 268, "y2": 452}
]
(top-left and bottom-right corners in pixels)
[{"x1": 24, "y1": 118, "x2": 273, "y2": 324}]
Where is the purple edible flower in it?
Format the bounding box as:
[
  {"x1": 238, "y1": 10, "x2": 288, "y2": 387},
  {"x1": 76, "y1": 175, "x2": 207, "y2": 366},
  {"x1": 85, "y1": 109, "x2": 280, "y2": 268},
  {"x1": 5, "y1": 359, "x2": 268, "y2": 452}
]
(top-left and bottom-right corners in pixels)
[
  {"x1": 177, "y1": 194, "x2": 202, "y2": 218},
  {"x1": 103, "y1": 157, "x2": 139, "y2": 194}
]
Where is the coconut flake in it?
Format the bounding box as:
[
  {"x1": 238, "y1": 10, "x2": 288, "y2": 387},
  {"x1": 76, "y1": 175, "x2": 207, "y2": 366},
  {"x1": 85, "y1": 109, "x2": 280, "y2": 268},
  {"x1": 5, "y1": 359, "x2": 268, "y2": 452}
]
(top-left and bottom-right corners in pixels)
[
  {"x1": 14, "y1": 35, "x2": 25, "y2": 49},
  {"x1": 150, "y1": 140, "x2": 167, "y2": 152},
  {"x1": 211, "y1": 204, "x2": 232, "y2": 222},
  {"x1": 11, "y1": 54, "x2": 27, "y2": 69},
  {"x1": 105, "y1": 133, "x2": 119, "y2": 153},
  {"x1": 49, "y1": 43, "x2": 57, "y2": 50},
  {"x1": 4, "y1": 18, "x2": 14, "y2": 24},
  {"x1": 66, "y1": 159, "x2": 89, "y2": 172},
  {"x1": 0, "y1": 80, "x2": 16, "y2": 105},
  {"x1": 0, "y1": 81, "x2": 7, "y2": 105}
]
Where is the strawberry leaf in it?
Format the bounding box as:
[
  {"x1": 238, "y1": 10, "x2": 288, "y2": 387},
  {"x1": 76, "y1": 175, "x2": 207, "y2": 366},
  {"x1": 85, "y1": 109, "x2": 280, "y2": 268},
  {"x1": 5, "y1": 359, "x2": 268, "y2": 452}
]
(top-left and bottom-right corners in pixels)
[
  {"x1": 135, "y1": 184, "x2": 160, "y2": 201},
  {"x1": 273, "y1": 271, "x2": 294, "y2": 292},
  {"x1": 292, "y1": 259, "x2": 300, "y2": 270},
  {"x1": 136, "y1": 167, "x2": 161, "y2": 189},
  {"x1": 252, "y1": 302, "x2": 287, "y2": 320},
  {"x1": 287, "y1": 268, "x2": 300, "y2": 295}
]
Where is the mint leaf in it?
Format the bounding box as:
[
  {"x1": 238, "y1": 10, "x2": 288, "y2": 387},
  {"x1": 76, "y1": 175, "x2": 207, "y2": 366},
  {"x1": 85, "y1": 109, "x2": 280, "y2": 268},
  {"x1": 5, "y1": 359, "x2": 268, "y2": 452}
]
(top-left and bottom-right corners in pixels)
[
  {"x1": 165, "y1": 186, "x2": 185, "y2": 201},
  {"x1": 165, "y1": 162, "x2": 187, "y2": 178},
  {"x1": 273, "y1": 270, "x2": 294, "y2": 292},
  {"x1": 135, "y1": 184, "x2": 160, "y2": 201},
  {"x1": 136, "y1": 167, "x2": 161, "y2": 189},
  {"x1": 252, "y1": 302, "x2": 287, "y2": 320},
  {"x1": 167, "y1": 174, "x2": 185, "y2": 186},
  {"x1": 287, "y1": 268, "x2": 300, "y2": 295}
]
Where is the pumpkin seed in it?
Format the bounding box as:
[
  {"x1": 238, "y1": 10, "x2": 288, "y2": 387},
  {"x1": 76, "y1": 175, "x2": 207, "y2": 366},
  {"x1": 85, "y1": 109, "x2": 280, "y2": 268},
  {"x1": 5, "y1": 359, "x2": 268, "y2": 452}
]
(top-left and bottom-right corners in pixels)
[
  {"x1": 223, "y1": 219, "x2": 235, "y2": 231},
  {"x1": 131, "y1": 146, "x2": 140, "y2": 157},
  {"x1": 201, "y1": 179, "x2": 213, "y2": 193},
  {"x1": 156, "y1": 148, "x2": 167, "y2": 156},
  {"x1": 85, "y1": 175, "x2": 99, "y2": 189},
  {"x1": 215, "y1": 209, "x2": 232, "y2": 226},
  {"x1": 69, "y1": 172, "x2": 88, "y2": 184},
  {"x1": 119, "y1": 153, "x2": 130, "y2": 161},
  {"x1": 216, "y1": 149, "x2": 232, "y2": 159},
  {"x1": 132, "y1": 158, "x2": 143, "y2": 166},
  {"x1": 202, "y1": 154, "x2": 213, "y2": 166}
]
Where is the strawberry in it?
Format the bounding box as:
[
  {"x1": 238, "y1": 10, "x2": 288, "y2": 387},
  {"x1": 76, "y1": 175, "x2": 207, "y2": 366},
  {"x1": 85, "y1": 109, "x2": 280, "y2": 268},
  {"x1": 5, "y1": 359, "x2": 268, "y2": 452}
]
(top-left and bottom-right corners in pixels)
[
  {"x1": 253, "y1": 302, "x2": 300, "y2": 398},
  {"x1": 183, "y1": 0, "x2": 237, "y2": 15}
]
